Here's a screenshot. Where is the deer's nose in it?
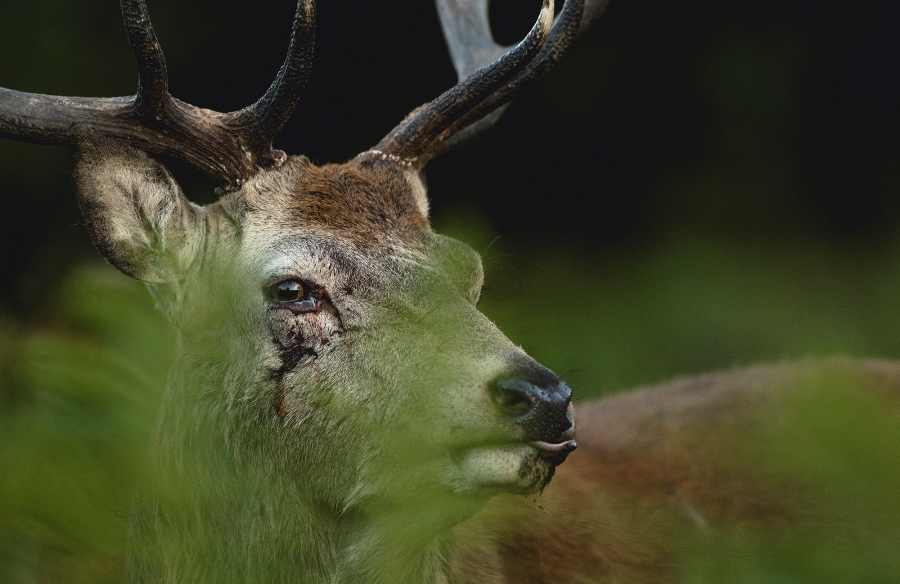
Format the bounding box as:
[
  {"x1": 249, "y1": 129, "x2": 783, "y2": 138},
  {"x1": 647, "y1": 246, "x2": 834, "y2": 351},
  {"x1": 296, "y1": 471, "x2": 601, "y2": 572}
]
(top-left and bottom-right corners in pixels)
[{"x1": 489, "y1": 375, "x2": 574, "y2": 443}]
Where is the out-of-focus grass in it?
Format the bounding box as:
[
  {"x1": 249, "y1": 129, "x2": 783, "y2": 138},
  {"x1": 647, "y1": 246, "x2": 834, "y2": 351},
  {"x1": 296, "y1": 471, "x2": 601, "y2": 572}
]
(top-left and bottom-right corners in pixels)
[
  {"x1": 2, "y1": 222, "x2": 900, "y2": 581},
  {"x1": 0, "y1": 264, "x2": 173, "y2": 583}
]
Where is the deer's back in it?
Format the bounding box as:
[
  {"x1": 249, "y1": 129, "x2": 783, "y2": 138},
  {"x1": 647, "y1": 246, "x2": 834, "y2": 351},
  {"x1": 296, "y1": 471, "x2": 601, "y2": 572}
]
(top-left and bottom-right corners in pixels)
[{"x1": 449, "y1": 358, "x2": 900, "y2": 584}]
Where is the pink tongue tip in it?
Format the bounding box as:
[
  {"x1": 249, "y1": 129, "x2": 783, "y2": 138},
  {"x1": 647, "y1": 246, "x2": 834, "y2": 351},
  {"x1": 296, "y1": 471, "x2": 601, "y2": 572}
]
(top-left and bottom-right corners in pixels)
[{"x1": 530, "y1": 439, "x2": 577, "y2": 453}]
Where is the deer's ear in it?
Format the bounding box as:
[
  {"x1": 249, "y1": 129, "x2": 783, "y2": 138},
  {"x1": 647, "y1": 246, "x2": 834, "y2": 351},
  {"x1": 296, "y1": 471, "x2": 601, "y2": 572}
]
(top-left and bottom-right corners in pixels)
[{"x1": 72, "y1": 136, "x2": 204, "y2": 285}]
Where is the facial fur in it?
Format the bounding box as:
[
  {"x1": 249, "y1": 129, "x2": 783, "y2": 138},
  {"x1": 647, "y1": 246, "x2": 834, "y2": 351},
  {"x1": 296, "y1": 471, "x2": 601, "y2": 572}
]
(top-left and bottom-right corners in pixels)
[{"x1": 73, "y1": 141, "x2": 574, "y2": 582}]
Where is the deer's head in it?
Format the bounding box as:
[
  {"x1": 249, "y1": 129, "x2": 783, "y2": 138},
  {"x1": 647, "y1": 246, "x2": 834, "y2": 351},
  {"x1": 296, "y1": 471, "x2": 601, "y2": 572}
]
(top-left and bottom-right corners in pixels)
[{"x1": 0, "y1": 0, "x2": 607, "y2": 527}]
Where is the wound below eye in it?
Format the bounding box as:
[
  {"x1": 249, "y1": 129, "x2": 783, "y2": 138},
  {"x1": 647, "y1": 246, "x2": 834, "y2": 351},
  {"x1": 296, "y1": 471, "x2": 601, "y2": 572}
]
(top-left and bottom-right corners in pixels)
[
  {"x1": 271, "y1": 318, "x2": 320, "y2": 374},
  {"x1": 270, "y1": 332, "x2": 318, "y2": 419}
]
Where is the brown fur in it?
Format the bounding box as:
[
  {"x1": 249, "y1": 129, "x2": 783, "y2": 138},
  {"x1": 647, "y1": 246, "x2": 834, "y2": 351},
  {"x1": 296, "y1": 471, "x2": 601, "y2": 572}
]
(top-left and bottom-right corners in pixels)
[{"x1": 238, "y1": 156, "x2": 430, "y2": 250}]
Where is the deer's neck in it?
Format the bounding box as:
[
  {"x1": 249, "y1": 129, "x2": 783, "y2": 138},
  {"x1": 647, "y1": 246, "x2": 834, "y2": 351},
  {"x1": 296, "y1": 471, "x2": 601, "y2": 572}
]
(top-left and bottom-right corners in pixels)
[{"x1": 129, "y1": 351, "x2": 454, "y2": 584}]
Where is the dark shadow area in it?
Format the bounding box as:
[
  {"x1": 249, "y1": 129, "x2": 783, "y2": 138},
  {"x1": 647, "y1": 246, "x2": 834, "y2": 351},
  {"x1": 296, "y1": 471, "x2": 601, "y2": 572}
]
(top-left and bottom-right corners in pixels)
[{"x1": 1, "y1": 0, "x2": 898, "y2": 312}]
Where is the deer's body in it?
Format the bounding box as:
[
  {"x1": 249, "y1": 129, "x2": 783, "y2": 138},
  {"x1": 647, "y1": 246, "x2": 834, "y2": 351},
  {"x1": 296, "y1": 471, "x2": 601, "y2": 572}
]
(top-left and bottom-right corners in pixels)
[
  {"x1": 1, "y1": 0, "x2": 896, "y2": 582},
  {"x1": 450, "y1": 358, "x2": 900, "y2": 583}
]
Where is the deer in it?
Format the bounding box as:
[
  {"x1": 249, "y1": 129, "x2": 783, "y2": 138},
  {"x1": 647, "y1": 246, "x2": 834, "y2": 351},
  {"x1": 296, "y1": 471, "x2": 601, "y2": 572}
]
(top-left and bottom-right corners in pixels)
[{"x1": 1, "y1": 0, "x2": 897, "y2": 583}]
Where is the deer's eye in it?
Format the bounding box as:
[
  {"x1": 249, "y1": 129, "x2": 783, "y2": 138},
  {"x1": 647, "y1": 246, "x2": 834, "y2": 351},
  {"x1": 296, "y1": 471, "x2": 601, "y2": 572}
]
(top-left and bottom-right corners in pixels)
[
  {"x1": 267, "y1": 279, "x2": 320, "y2": 311},
  {"x1": 271, "y1": 280, "x2": 305, "y2": 301}
]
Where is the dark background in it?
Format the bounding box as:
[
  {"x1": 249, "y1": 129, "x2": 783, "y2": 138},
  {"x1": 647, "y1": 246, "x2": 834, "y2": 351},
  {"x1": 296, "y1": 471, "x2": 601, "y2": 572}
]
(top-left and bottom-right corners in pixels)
[{"x1": 2, "y1": 0, "x2": 898, "y2": 308}]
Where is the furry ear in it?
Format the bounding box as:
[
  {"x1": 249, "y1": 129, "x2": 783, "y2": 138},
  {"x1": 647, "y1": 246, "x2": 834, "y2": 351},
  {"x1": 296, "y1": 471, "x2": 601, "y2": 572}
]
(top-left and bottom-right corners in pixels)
[{"x1": 72, "y1": 134, "x2": 205, "y2": 285}]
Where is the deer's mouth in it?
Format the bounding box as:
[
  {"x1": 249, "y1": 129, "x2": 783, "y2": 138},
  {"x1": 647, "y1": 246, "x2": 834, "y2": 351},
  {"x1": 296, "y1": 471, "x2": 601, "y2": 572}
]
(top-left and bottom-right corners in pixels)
[
  {"x1": 446, "y1": 436, "x2": 577, "y2": 496},
  {"x1": 530, "y1": 438, "x2": 578, "y2": 461}
]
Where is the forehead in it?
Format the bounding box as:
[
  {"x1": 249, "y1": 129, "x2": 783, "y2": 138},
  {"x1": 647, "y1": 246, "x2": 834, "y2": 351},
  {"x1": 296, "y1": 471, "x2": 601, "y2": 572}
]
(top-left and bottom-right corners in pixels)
[{"x1": 231, "y1": 155, "x2": 430, "y2": 251}]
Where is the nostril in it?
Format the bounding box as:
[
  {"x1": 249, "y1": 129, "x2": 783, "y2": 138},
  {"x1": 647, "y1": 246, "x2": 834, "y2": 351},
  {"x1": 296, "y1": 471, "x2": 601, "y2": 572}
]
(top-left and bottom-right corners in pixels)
[
  {"x1": 490, "y1": 380, "x2": 533, "y2": 419},
  {"x1": 490, "y1": 375, "x2": 574, "y2": 443},
  {"x1": 493, "y1": 389, "x2": 530, "y2": 417}
]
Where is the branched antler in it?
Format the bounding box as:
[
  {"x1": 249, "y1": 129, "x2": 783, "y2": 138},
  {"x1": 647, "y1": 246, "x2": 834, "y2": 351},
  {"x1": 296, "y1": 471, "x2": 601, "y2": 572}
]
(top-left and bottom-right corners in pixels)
[
  {"x1": 0, "y1": 0, "x2": 315, "y2": 190},
  {"x1": 372, "y1": 0, "x2": 610, "y2": 167},
  {"x1": 0, "y1": 0, "x2": 609, "y2": 183}
]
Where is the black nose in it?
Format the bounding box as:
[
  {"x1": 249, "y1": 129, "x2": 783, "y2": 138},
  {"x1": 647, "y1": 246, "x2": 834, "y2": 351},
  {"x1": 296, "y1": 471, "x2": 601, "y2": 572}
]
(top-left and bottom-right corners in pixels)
[{"x1": 489, "y1": 375, "x2": 573, "y2": 443}]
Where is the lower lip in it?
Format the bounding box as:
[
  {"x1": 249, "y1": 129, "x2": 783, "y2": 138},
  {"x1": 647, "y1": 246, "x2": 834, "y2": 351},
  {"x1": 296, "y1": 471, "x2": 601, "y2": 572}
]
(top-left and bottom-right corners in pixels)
[{"x1": 530, "y1": 439, "x2": 577, "y2": 453}]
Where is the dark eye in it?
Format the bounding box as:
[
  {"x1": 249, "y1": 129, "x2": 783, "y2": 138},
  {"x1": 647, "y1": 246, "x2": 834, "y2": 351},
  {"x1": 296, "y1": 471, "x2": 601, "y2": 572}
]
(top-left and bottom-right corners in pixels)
[
  {"x1": 270, "y1": 280, "x2": 306, "y2": 302},
  {"x1": 266, "y1": 279, "x2": 320, "y2": 312}
]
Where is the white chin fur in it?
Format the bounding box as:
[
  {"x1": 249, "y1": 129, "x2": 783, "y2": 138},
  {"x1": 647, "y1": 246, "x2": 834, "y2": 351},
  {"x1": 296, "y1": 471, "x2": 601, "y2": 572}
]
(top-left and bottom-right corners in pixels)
[{"x1": 446, "y1": 444, "x2": 553, "y2": 495}]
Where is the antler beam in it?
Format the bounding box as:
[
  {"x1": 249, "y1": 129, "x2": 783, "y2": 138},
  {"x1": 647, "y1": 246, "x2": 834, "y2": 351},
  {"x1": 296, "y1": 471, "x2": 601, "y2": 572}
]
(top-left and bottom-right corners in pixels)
[{"x1": 0, "y1": 0, "x2": 316, "y2": 190}]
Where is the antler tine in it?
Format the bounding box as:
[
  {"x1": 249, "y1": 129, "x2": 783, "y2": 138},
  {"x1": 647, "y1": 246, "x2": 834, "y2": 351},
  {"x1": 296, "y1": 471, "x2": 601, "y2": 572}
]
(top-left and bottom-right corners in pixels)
[
  {"x1": 232, "y1": 0, "x2": 316, "y2": 165},
  {"x1": 372, "y1": 0, "x2": 554, "y2": 167},
  {"x1": 0, "y1": 0, "x2": 317, "y2": 191},
  {"x1": 120, "y1": 0, "x2": 171, "y2": 121},
  {"x1": 436, "y1": 0, "x2": 507, "y2": 80}
]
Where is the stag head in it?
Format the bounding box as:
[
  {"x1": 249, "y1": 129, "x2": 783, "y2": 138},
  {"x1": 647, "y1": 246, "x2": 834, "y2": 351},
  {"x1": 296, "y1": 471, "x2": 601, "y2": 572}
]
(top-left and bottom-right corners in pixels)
[{"x1": 0, "y1": 0, "x2": 608, "y2": 580}]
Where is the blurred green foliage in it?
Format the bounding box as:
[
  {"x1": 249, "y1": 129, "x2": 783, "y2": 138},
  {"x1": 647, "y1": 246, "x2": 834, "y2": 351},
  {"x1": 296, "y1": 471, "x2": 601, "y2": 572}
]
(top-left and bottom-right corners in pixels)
[{"x1": 0, "y1": 265, "x2": 173, "y2": 583}]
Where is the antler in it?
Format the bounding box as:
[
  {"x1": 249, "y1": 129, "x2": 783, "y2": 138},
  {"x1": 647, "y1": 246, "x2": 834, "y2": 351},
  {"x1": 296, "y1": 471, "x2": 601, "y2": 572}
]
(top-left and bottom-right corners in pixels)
[
  {"x1": 0, "y1": 0, "x2": 315, "y2": 190},
  {"x1": 371, "y1": 0, "x2": 555, "y2": 167},
  {"x1": 371, "y1": 0, "x2": 610, "y2": 167}
]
